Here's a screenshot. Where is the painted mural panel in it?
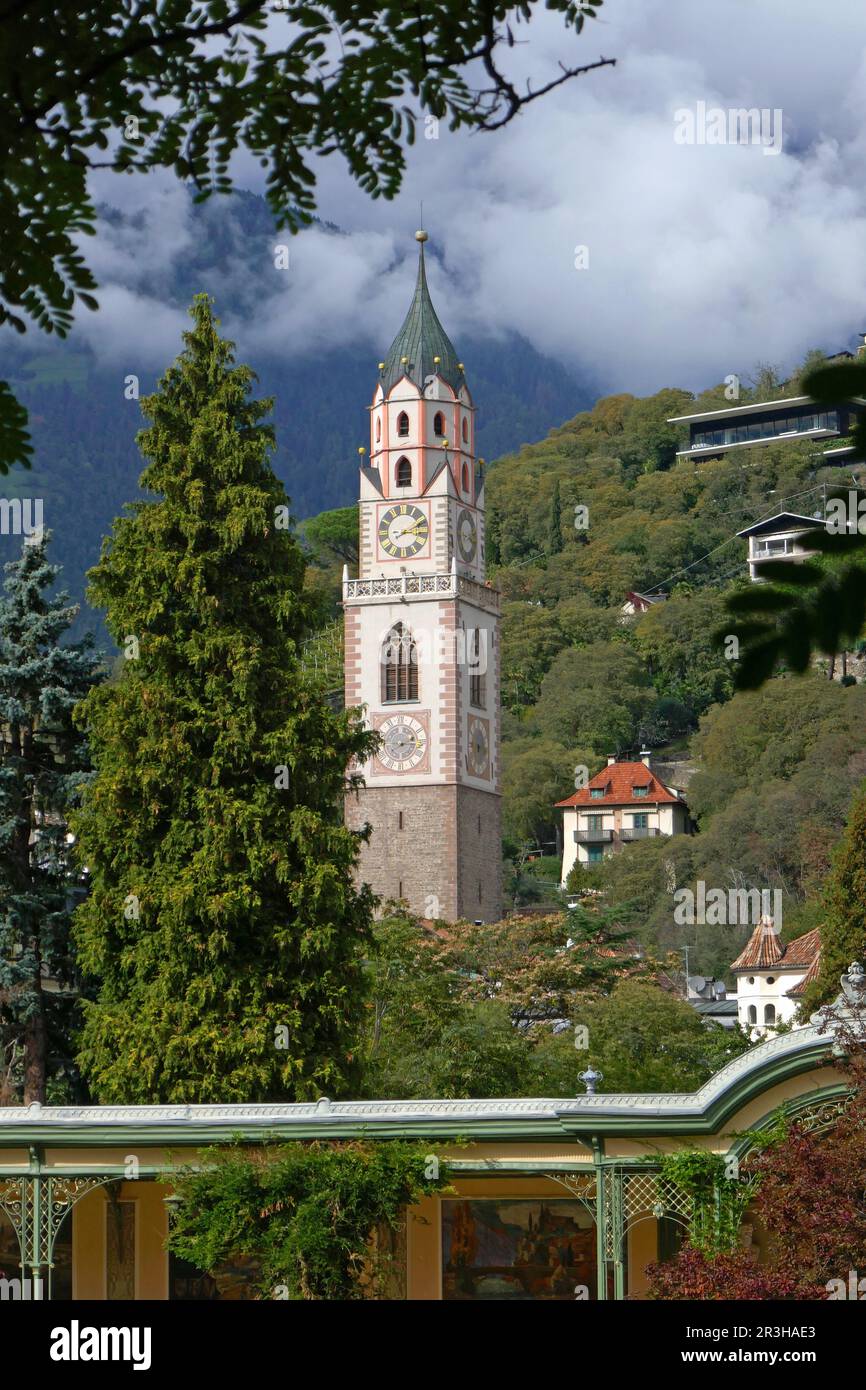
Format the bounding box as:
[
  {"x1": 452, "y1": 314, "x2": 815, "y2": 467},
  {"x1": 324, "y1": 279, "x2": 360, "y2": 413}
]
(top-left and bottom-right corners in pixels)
[{"x1": 442, "y1": 1199, "x2": 596, "y2": 1300}]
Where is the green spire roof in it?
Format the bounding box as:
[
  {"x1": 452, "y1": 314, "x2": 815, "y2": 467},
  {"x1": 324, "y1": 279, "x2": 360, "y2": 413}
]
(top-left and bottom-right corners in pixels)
[{"x1": 380, "y1": 232, "x2": 464, "y2": 396}]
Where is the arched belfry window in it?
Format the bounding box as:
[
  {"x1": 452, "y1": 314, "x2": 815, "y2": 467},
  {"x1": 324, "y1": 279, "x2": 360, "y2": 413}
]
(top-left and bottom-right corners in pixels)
[
  {"x1": 747, "y1": 1005, "x2": 757, "y2": 1025},
  {"x1": 764, "y1": 1003, "x2": 776, "y2": 1025},
  {"x1": 397, "y1": 411, "x2": 409, "y2": 437},
  {"x1": 396, "y1": 457, "x2": 412, "y2": 487},
  {"x1": 375, "y1": 418, "x2": 381, "y2": 442},
  {"x1": 382, "y1": 623, "x2": 418, "y2": 702},
  {"x1": 462, "y1": 417, "x2": 468, "y2": 442},
  {"x1": 433, "y1": 411, "x2": 445, "y2": 437},
  {"x1": 462, "y1": 462, "x2": 470, "y2": 493}
]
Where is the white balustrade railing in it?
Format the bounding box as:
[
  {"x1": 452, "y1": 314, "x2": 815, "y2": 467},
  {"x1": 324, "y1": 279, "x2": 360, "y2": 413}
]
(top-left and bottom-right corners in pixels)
[{"x1": 343, "y1": 571, "x2": 500, "y2": 612}]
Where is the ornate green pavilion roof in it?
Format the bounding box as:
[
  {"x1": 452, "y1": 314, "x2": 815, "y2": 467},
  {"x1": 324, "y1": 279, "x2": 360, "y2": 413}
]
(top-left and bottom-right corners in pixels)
[
  {"x1": 380, "y1": 232, "x2": 464, "y2": 396},
  {"x1": 0, "y1": 1022, "x2": 842, "y2": 1149}
]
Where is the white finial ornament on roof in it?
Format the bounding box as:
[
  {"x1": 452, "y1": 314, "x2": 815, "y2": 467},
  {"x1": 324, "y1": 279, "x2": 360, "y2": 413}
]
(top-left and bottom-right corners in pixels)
[{"x1": 415, "y1": 229, "x2": 428, "y2": 242}]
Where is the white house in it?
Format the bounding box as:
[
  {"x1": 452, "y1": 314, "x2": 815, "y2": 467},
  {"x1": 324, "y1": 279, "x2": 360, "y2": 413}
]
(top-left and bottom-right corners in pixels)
[
  {"x1": 736, "y1": 511, "x2": 824, "y2": 582},
  {"x1": 556, "y1": 751, "x2": 690, "y2": 885},
  {"x1": 730, "y1": 921, "x2": 820, "y2": 1038}
]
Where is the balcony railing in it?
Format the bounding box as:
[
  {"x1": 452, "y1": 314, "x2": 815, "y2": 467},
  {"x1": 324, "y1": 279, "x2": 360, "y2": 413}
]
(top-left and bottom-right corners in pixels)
[
  {"x1": 753, "y1": 541, "x2": 797, "y2": 559},
  {"x1": 575, "y1": 827, "x2": 663, "y2": 844},
  {"x1": 344, "y1": 571, "x2": 500, "y2": 614}
]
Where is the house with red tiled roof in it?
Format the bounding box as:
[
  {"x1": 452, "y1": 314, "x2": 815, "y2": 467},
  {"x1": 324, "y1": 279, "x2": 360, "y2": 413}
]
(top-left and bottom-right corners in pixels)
[
  {"x1": 620, "y1": 590, "x2": 668, "y2": 619},
  {"x1": 555, "y1": 750, "x2": 690, "y2": 886},
  {"x1": 730, "y1": 921, "x2": 821, "y2": 1037}
]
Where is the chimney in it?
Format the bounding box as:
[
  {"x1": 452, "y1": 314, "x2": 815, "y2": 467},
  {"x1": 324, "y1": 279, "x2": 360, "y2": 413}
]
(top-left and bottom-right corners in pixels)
[
  {"x1": 607, "y1": 755, "x2": 617, "y2": 766},
  {"x1": 639, "y1": 748, "x2": 652, "y2": 767}
]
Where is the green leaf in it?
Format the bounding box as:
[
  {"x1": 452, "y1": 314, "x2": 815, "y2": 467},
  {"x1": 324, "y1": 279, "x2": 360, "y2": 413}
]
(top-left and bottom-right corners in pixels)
[
  {"x1": 803, "y1": 361, "x2": 866, "y2": 402},
  {"x1": 0, "y1": 381, "x2": 32, "y2": 473}
]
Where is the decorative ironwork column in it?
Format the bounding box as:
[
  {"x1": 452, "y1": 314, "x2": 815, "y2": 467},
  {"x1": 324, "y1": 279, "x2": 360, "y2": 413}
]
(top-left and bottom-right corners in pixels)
[
  {"x1": 0, "y1": 1163, "x2": 115, "y2": 1299},
  {"x1": 597, "y1": 1164, "x2": 694, "y2": 1300},
  {"x1": 541, "y1": 1168, "x2": 602, "y2": 1300}
]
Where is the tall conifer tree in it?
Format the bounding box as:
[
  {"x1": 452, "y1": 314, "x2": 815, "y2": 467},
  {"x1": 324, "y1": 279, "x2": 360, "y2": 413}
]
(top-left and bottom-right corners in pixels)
[
  {"x1": 546, "y1": 479, "x2": 563, "y2": 556},
  {"x1": 72, "y1": 297, "x2": 377, "y2": 1103},
  {"x1": 0, "y1": 535, "x2": 99, "y2": 1102},
  {"x1": 803, "y1": 782, "x2": 866, "y2": 1014}
]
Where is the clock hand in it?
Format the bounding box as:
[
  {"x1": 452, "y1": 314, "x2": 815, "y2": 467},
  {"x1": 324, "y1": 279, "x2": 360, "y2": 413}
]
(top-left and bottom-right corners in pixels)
[{"x1": 393, "y1": 521, "x2": 426, "y2": 540}]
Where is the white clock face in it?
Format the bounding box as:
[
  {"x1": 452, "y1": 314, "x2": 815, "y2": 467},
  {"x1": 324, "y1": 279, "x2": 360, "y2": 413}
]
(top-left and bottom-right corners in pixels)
[
  {"x1": 456, "y1": 507, "x2": 478, "y2": 563},
  {"x1": 377, "y1": 714, "x2": 427, "y2": 772}
]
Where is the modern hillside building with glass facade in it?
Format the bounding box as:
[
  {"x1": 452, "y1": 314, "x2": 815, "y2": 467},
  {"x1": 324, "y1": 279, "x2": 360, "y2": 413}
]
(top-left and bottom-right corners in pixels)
[{"x1": 668, "y1": 395, "x2": 864, "y2": 461}]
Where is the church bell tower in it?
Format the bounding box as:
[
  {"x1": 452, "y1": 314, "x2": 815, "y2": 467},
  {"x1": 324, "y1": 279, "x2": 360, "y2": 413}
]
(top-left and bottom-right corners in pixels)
[{"x1": 343, "y1": 231, "x2": 502, "y2": 923}]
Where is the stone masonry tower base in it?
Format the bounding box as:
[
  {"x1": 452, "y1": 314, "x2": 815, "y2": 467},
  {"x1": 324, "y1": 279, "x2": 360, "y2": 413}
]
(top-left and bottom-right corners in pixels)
[{"x1": 346, "y1": 784, "x2": 502, "y2": 923}]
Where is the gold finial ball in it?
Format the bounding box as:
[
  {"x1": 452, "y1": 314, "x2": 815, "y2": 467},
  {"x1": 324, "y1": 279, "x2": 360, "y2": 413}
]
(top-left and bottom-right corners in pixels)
[
  {"x1": 358, "y1": 446, "x2": 366, "y2": 456},
  {"x1": 415, "y1": 229, "x2": 428, "y2": 242},
  {"x1": 378, "y1": 361, "x2": 385, "y2": 370},
  {"x1": 433, "y1": 355, "x2": 441, "y2": 364},
  {"x1": 401, "y1": 355, "x2": 409, "y2": 364},
  {"x1": 458, "y1": 362, "x2": 465, "y2": 371}
]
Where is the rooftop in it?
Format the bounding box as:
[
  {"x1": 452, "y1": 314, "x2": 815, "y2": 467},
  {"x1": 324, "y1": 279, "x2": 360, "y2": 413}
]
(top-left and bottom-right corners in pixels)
[
  {"x1": 668, "y1": 392, "x2": 866, "y2": 426},
  {"x1": 380, "y1": 231, "x2": 465, "y2": 397},
  {"x1": 555, "y1": 759, "x2": 686, "y2": 809},
  {"x1": 731, "y1": 924, "x2": 820, "y2": 974},
  {"x1": 736, "y1": 510, "x2": 825, "y2": 540},
  {"x1": 0, "y1": 1023, "x2": 836, "y2": 1147}
]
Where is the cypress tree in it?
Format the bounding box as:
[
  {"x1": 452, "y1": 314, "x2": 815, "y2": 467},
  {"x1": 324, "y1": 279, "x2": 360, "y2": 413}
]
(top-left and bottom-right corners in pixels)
[
  {"x1": 0, "y1": 535, "x2": 100, "y2": 1102},
  {"x1": 803, "y1": 782, "x2": 866, "y2": 1014},
  {"x1": 546, "y1": 479, "x2": 563, "y2": 556},
  {"x1": 72, "y1": 296, "x2": 377, "y2": 1103}
]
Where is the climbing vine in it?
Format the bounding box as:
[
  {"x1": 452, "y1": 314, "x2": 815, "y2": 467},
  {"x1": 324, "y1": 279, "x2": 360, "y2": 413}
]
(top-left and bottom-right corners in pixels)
[
  {"x1": 655, "y1": 1150, "x2": 760, "y2": 1258},
  {"x1": 165, "y1": 1140, "x2": 452, "y2": 1300}
]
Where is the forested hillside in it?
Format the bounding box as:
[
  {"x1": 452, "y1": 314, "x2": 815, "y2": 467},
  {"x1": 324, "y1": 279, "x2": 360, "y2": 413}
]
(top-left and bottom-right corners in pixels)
[
  {"x1": 303, "y1": 352, "x2": 866, "y2": 982},
  {"x1": 484, "y1": 362, "x2": 865, "y2": 977}
]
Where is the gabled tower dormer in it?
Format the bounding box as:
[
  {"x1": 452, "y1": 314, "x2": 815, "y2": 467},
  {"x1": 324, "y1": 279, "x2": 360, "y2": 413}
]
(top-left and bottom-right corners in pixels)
[
  {"x1": 344, "y1": 231, "x2": 501, "y2": 924},
  {"x1": 730, "y1": 921, "x2": 821, "y2": 1038}
]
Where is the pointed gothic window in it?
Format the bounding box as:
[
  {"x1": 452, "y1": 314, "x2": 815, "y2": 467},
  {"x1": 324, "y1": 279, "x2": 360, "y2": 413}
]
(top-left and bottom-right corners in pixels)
[
  {"x1": 396, "y1": 457, "x2": 412, "y2": 487},
  {"x1": 397, "y1": 411, "x2": 410, "y2": 437},
  {"x1": 376, "y1": 418, "x2": 381, "y2": 442},
  {"x1": 433, "y1": 411, "x2": 445, "y2": 437},
  {"x1": 462, "y1": 462, "x2": 470, "y2": 493},
  {"x1": 462, "y1": 418, "x2": 468, "y2": 443},
  {"x1": 469, "y1": 627, "x2": 486, "y2": 708},
  {"x1": 382, "y1": 623, "x2": 418, "y2": 702}
]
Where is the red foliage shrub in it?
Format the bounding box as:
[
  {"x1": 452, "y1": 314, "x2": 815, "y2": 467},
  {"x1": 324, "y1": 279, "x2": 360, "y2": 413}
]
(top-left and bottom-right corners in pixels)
[
  {"x1": 647, "y1": 1051, "x2": 866, "y2": 1299},
  {"x1": 645, "y1": 1246, "x2": 826, "y2": 1300}
]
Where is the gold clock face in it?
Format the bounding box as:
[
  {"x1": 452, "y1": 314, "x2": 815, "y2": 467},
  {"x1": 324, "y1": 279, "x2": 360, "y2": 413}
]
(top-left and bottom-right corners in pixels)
[
  {"x1": 378, "y1": 503, "x2": 429, "y2": 559},
  {"x1": 377, "y1": 714, "x2": 427, "y2": 772},
  {"x1": 456, "y1": 507, "x2": 478, "y2": 563},
  {"x1": 467, "y1": 716, "x2": 490, "y2": 778}
]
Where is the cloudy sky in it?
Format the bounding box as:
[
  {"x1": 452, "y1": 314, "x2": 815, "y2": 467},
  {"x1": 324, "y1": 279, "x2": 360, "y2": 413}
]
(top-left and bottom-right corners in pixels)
[{"x1": 76, "y1": 0, "x2": 866, "y2": 396}]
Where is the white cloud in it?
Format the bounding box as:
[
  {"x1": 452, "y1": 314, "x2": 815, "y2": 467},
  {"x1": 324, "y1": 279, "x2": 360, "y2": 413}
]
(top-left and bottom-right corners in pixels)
[
  {"x1": 72, "y1": 283, "x2": 189, "y2": 369},
  {"x1": 75, "y1": 0, "x2": 866, "y2": 396}
]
